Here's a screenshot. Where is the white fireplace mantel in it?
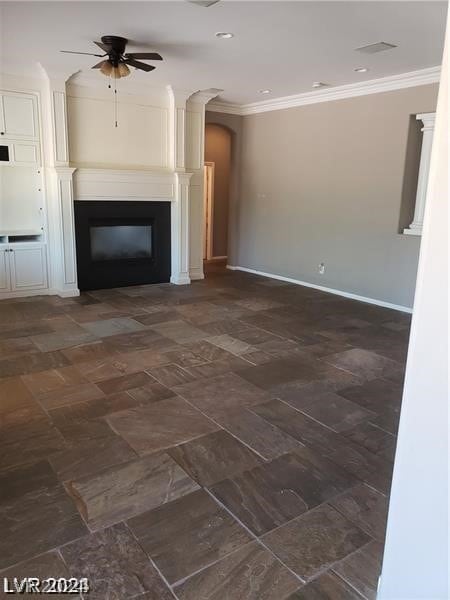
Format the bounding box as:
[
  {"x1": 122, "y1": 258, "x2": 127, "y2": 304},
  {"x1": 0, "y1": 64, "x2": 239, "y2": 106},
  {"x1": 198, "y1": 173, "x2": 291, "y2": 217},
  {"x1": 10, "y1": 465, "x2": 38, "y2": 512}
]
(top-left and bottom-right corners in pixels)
[
  {"x1": 39, "y1": 71, "x2": 214, "y2": 296},
  {"x1": 71, "y1": 167, "x2": 193, "y2": 286}
]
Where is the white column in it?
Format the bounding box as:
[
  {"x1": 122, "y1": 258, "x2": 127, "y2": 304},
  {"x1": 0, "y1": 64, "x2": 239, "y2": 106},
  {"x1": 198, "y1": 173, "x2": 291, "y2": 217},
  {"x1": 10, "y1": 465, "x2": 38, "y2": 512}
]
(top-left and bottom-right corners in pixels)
[
  {"x1": 378, "y1": 23, "x2": 448, "y2": 599},
  {"x1": 403, "y1": 112, "x2": 436, "y2": 236},
  {"x1": 167, "y1": 86, "x2": 194, "y2": 172},
  {"x1": 171, "y1": 172, "x2": 193, "y2": 284},
  {"x1": 185, "y1": 90, "x2": 220, "y2": 281},
  {"x1": 54, "y1": 166, "x2": 78, "y2": 296},
  {"x1": 41, "y1": 72, "x2": 79, "y2": 296}
]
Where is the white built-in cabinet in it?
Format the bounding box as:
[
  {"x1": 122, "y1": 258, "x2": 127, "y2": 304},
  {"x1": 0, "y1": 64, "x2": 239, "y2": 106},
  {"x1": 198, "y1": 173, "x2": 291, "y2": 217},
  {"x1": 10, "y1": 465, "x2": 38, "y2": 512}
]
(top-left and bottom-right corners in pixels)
[
  {"x1": 0, "y1": 92, "x2": 39, "y2": 140},
  {"x1": 0, "y1": 88, "x2": 49, "y2": 297},
  {"x1": 0, "y1": 92, "x2": 41, "y2": 166},
  {"x1": 0, "y1": 243, "x2": 48, "y2": 293}
]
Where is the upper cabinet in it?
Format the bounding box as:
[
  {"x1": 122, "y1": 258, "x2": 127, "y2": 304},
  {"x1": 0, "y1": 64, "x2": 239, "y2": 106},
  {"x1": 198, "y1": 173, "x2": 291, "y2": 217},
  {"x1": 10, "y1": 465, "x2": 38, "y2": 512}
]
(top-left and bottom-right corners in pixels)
[{"x1": 0, "y1": 91, "x2": 39, "y2": 141}]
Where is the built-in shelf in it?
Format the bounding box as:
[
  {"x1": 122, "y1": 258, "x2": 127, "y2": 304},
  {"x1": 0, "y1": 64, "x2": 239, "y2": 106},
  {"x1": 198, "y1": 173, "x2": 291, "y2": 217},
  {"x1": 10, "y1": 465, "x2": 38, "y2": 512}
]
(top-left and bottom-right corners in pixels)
[{"x1": 0, "y1": 231, "x2": 44, "y2": 244}]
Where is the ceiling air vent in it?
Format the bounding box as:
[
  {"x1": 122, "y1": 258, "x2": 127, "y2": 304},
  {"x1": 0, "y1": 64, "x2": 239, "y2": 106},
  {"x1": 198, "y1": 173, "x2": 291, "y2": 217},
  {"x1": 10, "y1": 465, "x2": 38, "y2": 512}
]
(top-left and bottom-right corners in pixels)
[
  {"x1": 355, "y1": 42, "x2": 397, "y2": 54},
  {"x1": 187, "y1": 0, "x2": 220, "y2": 6}
]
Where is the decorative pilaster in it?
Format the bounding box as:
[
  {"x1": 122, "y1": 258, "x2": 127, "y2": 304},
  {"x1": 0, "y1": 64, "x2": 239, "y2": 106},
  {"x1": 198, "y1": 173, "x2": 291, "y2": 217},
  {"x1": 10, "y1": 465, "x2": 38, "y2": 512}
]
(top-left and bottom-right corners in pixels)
[
  {"x1": 404, "y1": 112, "x2": 436, "y2": 236},
  {"x1": 167, "y1": 86, "x2": 194, "y2": 172},
  {"x1": 54, "y1": 167, "x2": 78, "y2": 295},
  {"x1": 50, "y1": 81, "x2": 70, "y2": 166},
  {"x1": 185, "y1": 90, "x2": 220, "y2": 280},
  {"x1": 41, "y1": 70, "x2": 79, "y2": 296},
  {"x1": 171, "y1": 172, "x2": 193, "y2": 284}
]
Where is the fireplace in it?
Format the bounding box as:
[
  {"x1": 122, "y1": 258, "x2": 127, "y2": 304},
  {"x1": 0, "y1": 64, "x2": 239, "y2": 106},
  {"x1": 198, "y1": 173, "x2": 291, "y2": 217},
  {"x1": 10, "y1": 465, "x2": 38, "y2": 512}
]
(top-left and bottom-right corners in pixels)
[{"x1": 74, "y1": 201, "x2": 171, "y2": 290}]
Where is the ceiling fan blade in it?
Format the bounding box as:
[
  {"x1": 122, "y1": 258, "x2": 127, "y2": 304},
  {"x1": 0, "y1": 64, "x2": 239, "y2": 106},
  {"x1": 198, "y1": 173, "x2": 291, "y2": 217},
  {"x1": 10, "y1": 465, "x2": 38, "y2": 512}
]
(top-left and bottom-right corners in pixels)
[
  {"x1": 60, "y1": 50, "x2": 105, "y2": 57},
  {"x1": 124, "y1": 58, "x2": 156, "y2": 72},
  {"x1": 94, "y1": 41, "x2": 111, "y2": 53},
  {"x1": 124, "y1": 52, "x2": 163, "y2": 61},
  {"x1": 91, "y1": 60, "x2": 107, "y2": 69}
]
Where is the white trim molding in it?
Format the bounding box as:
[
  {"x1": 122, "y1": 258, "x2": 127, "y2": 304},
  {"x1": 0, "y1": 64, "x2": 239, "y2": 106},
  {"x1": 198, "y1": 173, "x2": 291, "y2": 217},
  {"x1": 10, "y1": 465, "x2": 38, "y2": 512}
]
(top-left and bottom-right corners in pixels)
[
  {"x1": 73, "y1": 168, "x2": 175, "y2": 202},
  {"x1": 208, "y1": 66, "x2": 441, "y2": 116},
  {"x1": 226, "y1": 265, "x2": 413, "y2": 313},
  {"x1": 403, "y1": 112, "x2": 436, "y2": 236},
  {"x1": 171, "y1": 172, "x2": 193, "y2": 285},
  {"x1": 54, "y1": 166, "x2": 78, "y2": 296}
]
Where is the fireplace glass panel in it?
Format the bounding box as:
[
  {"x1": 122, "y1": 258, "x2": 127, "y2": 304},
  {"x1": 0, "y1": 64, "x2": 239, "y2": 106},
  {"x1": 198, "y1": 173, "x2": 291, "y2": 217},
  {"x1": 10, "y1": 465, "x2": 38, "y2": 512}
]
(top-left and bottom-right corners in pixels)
[{"x1": 90, "y1": 225, "x2": 152, "y2": 261}]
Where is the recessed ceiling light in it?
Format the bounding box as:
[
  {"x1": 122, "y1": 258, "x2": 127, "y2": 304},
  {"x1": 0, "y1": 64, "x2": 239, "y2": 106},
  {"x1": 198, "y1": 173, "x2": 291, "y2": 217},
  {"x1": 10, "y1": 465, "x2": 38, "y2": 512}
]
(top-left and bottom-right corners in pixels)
[
  {"x1": 258, "y1": 89, "x2": 271, "y2": 94},
  {"x1": 215, "y1": 32, "x2": 234, "y2": 39},
  {"x1": 354, "y1": 67, "x2": 369, "y2": 73},
  {"x1": 312, "y1": 82, "x2": 327, "y2": 88}
]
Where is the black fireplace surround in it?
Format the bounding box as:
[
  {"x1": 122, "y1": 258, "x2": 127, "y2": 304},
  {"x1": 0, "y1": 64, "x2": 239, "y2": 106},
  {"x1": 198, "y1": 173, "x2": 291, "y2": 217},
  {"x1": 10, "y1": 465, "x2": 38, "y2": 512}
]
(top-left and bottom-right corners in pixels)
[{"x1": 74, "y1": 201, "x2": 171, "y2": 291}]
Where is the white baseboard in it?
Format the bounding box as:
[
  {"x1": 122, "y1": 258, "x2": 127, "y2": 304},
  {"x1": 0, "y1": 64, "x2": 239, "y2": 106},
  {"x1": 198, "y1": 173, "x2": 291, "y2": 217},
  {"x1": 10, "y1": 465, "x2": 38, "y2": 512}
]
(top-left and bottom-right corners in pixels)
[
  {"x1": 0, "y1": 287, "x2": 81, "y2": 300},
  {"x1": 226, "y1": 265, "x2": 412, "y2": 313},
  {"x1": 56, "y1": 288, "x2": 80, "y2": 298},
  {"x1": 206, "y1": 255, "x2": 228, "y2": 261},
  {"x1": 170, "y1": 275, "x2": 191, "y2": 285},
  {"x1": 189, "y1": 266, "x2": 205, "y2": 281}
]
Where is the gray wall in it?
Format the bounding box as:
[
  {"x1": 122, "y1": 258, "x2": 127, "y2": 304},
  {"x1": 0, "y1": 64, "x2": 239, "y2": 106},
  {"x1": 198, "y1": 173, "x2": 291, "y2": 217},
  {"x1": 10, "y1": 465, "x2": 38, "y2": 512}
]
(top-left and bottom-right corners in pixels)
[
  {"x1": 205, "y1": 111, "x2": 242, "y2": 262},
  {"x1": 234, "y1": 84, "x2": 439, "y2": 308},
  {"x1": 205, "y1": 124, "x2": 231, "y2": 257}
]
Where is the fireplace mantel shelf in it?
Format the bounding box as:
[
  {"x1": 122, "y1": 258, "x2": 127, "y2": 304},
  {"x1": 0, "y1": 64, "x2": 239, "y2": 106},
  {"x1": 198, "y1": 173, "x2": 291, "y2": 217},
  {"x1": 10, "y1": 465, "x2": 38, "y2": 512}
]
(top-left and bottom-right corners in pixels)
[{"x1": 73, "y1": 168, "x2": 193, "y2": 203}]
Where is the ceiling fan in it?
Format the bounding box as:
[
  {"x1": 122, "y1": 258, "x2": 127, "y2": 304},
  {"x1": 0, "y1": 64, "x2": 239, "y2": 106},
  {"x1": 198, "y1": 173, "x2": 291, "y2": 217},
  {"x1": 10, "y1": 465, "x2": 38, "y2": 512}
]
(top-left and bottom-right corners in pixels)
[{"x1": 61, "y1": 35, "x2": 163, "y2": 79}]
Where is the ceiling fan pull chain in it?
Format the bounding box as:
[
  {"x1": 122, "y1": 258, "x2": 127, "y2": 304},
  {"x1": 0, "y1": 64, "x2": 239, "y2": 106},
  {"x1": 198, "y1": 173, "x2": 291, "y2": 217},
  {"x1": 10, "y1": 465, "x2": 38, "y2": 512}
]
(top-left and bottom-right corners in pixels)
[{"x1": 114, "y1": 78, "x2": 118, "y2": 128}]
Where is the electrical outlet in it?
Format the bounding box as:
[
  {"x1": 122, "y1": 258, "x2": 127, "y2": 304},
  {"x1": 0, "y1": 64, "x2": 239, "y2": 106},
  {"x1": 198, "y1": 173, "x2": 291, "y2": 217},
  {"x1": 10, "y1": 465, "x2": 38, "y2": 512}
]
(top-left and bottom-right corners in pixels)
[{"x1": 319, "y1": 262, "x2": 325, "y2": 275}]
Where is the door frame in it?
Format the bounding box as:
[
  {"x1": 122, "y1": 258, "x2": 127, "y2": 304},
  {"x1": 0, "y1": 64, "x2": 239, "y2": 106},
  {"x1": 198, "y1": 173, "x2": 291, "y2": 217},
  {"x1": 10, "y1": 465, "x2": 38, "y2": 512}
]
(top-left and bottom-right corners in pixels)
[{"x1": 203, "y1": 161, "x2": 215, "y2": 260}]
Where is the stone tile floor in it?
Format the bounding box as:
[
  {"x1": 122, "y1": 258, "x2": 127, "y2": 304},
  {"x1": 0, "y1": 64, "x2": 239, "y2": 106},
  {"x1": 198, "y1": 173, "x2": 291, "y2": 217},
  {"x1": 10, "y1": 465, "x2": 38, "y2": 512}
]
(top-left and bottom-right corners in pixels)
[{"x1": 0, "y1": 265, "x2": 410, "y2": 599}]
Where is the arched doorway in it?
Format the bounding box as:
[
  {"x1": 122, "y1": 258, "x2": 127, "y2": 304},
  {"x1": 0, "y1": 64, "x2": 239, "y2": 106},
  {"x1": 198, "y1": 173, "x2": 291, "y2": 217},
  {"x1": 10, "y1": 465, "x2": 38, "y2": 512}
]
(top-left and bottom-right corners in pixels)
[{"x1": 204, "y1": 123, "x2": 232, "y2": 265}]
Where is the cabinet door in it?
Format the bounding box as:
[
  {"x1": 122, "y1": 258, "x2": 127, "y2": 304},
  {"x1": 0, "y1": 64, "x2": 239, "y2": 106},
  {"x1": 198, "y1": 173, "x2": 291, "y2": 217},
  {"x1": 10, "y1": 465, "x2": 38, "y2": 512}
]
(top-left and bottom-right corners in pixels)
[
  {"x1": 9, "y1": 245, "x2": 47, "y2": 290},
  {"x1": 11, "y1": 141, "x2": 41, "y2": 165},
  {"x1": 0, "y1": 92, "x2": 39, "y2": 140},
  {"x1": 0, "y1": 248, "x2": 10, "y2": 291}
]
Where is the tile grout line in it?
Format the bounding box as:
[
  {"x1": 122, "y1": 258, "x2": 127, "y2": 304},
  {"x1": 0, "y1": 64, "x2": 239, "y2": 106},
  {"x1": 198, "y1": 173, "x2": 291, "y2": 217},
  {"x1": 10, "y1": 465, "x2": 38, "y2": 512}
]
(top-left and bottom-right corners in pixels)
[
  {"x1": 203, "y1": 487, "x2": 307, "y2": 586},
  {"x1": 124, "y1": 521, "x2": 180, "y2": 600},
  {"x1": 163, "y1": 386, "x2": 271, "y2": 461},
  {"x1": 169, "y1": 539, "x2": 257, "y2": 589}
]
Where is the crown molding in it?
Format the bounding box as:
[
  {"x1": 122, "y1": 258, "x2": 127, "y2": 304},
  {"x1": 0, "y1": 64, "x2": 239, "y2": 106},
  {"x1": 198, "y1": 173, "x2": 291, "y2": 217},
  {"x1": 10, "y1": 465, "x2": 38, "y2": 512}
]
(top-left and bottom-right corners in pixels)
[
  {"x1": 207, "y1": 66, "x2": 441, "y2": 116},
  {"x1": 207, "y1": 100, "x2": 243, "y2": 115},
  {"x1": 189, "y1": 89, "x2": 222, "y2": 105}
]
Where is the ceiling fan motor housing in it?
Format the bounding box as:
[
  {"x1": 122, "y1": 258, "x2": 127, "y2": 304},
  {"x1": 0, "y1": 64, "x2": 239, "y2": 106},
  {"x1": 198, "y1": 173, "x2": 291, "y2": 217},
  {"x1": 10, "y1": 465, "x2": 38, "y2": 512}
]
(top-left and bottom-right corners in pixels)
[
  {"x1": 102, "y1": 36, "x2": 128, "y2": 66},
  {"x1": 102, "y1": 36, "x2": 128, "y2": 55}
]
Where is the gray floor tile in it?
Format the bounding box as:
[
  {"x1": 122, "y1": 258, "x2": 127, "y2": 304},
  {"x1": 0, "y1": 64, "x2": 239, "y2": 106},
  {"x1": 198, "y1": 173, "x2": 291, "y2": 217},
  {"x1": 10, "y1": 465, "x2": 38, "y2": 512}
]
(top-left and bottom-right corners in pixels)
[
  {"x1": 175, "y1": 541, "x2": 301, "y2": 600},
  {"x1": 128, "y1": 489, "x2": 252, "y2": 583},
  {"x1": 66, "y1": 453, "x2": 199, "y2": 530},
  {"x1": 262, "y1": 504, "x2": 371, "y2": 581},
  {"x1": 169, "y1": 430, "x2": 262, "y2": 486}
]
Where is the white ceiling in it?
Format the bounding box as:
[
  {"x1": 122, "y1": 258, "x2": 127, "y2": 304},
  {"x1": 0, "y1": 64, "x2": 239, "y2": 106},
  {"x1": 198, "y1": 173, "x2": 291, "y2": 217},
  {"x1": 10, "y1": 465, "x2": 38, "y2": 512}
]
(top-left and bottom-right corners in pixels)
[{"x1": 0, "y1": 1, "x2": 447, "y2": 104}]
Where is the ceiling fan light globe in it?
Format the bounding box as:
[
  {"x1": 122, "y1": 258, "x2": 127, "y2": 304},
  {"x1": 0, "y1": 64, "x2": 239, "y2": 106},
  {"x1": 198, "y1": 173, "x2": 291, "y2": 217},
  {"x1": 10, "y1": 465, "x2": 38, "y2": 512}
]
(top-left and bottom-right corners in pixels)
[
  {"x1": 100, "y1": 60, "x2": 113, "y2": 76},
  {"x1": 118, "y1": 63, "x2": 131, "y2": 77}
]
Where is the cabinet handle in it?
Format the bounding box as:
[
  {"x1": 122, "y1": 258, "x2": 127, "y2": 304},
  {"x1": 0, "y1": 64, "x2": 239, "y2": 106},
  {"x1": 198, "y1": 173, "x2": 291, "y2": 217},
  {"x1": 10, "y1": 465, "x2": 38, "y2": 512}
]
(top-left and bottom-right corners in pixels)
[{"x1": 0, "y1": 132, "x2": 4, "y2": 136}]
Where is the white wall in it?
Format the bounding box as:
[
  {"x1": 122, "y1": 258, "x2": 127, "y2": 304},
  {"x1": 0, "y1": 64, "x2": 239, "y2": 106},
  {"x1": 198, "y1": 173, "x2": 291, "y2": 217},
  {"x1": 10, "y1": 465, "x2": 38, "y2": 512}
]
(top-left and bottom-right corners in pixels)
[
  {"x1": 233, "y1": 84, "x2": 438, "y2": 310},
  {"x1": 67, "y1": 83, "x2": 170, "y2": 170},
  {"x1": 378, "y1": 21, "x2": 448, "y2": 600}
]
